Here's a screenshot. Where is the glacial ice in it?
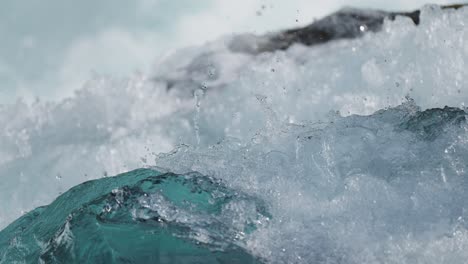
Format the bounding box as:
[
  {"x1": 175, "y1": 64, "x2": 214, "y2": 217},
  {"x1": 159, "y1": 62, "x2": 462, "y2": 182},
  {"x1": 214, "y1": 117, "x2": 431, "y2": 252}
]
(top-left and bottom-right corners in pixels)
[{"x1": 1, "y1": 4, "x2": 468, "y2": 263}]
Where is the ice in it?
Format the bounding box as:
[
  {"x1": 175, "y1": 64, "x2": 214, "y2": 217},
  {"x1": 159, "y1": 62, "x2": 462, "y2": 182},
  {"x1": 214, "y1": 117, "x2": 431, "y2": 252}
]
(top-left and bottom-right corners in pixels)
[{"x1": 1, "y1": 4, "x2": 468, "y2": 263}]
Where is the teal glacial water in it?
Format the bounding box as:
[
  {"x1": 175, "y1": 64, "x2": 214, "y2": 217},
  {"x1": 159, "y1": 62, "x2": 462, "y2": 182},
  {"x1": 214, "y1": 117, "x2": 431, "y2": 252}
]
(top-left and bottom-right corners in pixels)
[
  {"x1": 0, "y1": 169, "x2": 268, "y2": 263},
  {"x1": 2, "y1": 5, "x2": 468, "y2": 263}
]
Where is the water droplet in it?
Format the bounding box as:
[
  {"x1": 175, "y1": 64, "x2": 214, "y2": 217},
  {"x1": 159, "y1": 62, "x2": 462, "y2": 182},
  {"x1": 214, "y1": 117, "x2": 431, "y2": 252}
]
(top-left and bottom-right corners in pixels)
[
  {"x1": 103, "y1": 204, "x2": 112, "y2": 213},
  {"x1": 255, "y1": 94, "x2": 267, "y2": 102},
  {"x1": 194, "y1": 89, "x2": 205, "y2": 145},
  {"x1": 200, "y1": 83, "x2": 208, "y2": 90},
  {"x1": 206, "y1": 66, "x2": 216, "y2": 78}
]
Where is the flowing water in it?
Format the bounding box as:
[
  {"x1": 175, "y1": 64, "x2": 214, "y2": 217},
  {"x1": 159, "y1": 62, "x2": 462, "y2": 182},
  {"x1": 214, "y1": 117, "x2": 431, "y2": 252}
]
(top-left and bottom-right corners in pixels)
[{"x1": 1, "y1": 5, "x2": 468, "y2": 263}]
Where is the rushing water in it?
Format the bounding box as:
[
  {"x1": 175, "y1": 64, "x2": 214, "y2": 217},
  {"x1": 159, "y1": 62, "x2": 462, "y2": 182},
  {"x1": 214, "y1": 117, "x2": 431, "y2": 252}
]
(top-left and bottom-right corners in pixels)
[{"x1": 1, "y1": 4, "x2": 468, "y2": 263}]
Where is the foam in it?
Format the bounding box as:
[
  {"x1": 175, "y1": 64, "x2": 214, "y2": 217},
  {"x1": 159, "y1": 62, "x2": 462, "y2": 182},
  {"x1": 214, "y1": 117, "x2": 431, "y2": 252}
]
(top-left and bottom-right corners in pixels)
[{"x1": 1, "y1": 5, "x2": 468, "y2": 263}]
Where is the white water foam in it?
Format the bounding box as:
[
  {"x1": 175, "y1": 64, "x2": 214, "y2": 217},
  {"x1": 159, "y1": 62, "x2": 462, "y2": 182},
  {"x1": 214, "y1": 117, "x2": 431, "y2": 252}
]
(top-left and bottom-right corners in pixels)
[{"x1": 1, "y1": 5, "x2": 468, "y2": 263}]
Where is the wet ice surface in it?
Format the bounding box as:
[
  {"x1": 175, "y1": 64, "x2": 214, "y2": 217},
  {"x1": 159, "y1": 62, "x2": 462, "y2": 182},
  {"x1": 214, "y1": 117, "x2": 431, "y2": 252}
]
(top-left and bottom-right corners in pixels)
[{"x1": 1, "y1": 4, "x2": 468, "y2": 263}]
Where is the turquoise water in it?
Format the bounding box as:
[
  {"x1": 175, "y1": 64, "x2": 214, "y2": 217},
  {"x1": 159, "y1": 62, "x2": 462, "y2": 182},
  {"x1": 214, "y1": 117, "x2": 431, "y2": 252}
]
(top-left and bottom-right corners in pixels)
[
  {"x1": 1, "y1": 5, "x2": 468, "y2": 263},
  {"x1": 2, "y1": 102, "x2": 468, "y2": 263},
  {"x1": 0, "y1": 169, "x2": 267, "y2": 263}
]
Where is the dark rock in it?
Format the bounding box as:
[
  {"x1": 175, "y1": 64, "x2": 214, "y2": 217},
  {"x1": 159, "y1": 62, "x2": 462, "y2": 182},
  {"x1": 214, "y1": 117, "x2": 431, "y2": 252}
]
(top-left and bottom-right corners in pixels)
[
  {"x1": 232, "y1": 4, "x2": 467, "y2": 54},
  {"x1": 154, "y1": 4, "x2": 467, "y2": 95}
]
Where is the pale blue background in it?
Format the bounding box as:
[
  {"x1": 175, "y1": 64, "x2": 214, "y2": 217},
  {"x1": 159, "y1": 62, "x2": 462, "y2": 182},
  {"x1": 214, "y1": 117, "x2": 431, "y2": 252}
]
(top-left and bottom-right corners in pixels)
[{"x1": 0, "y1": 0, "x2": 454, "y2": 102}]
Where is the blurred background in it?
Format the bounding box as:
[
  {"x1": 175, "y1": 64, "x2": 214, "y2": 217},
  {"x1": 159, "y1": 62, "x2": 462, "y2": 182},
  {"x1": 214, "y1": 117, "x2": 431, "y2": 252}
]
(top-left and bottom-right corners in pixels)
[{"x1": 0, "y1": 0, "x2": 455, "y2": 103}]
